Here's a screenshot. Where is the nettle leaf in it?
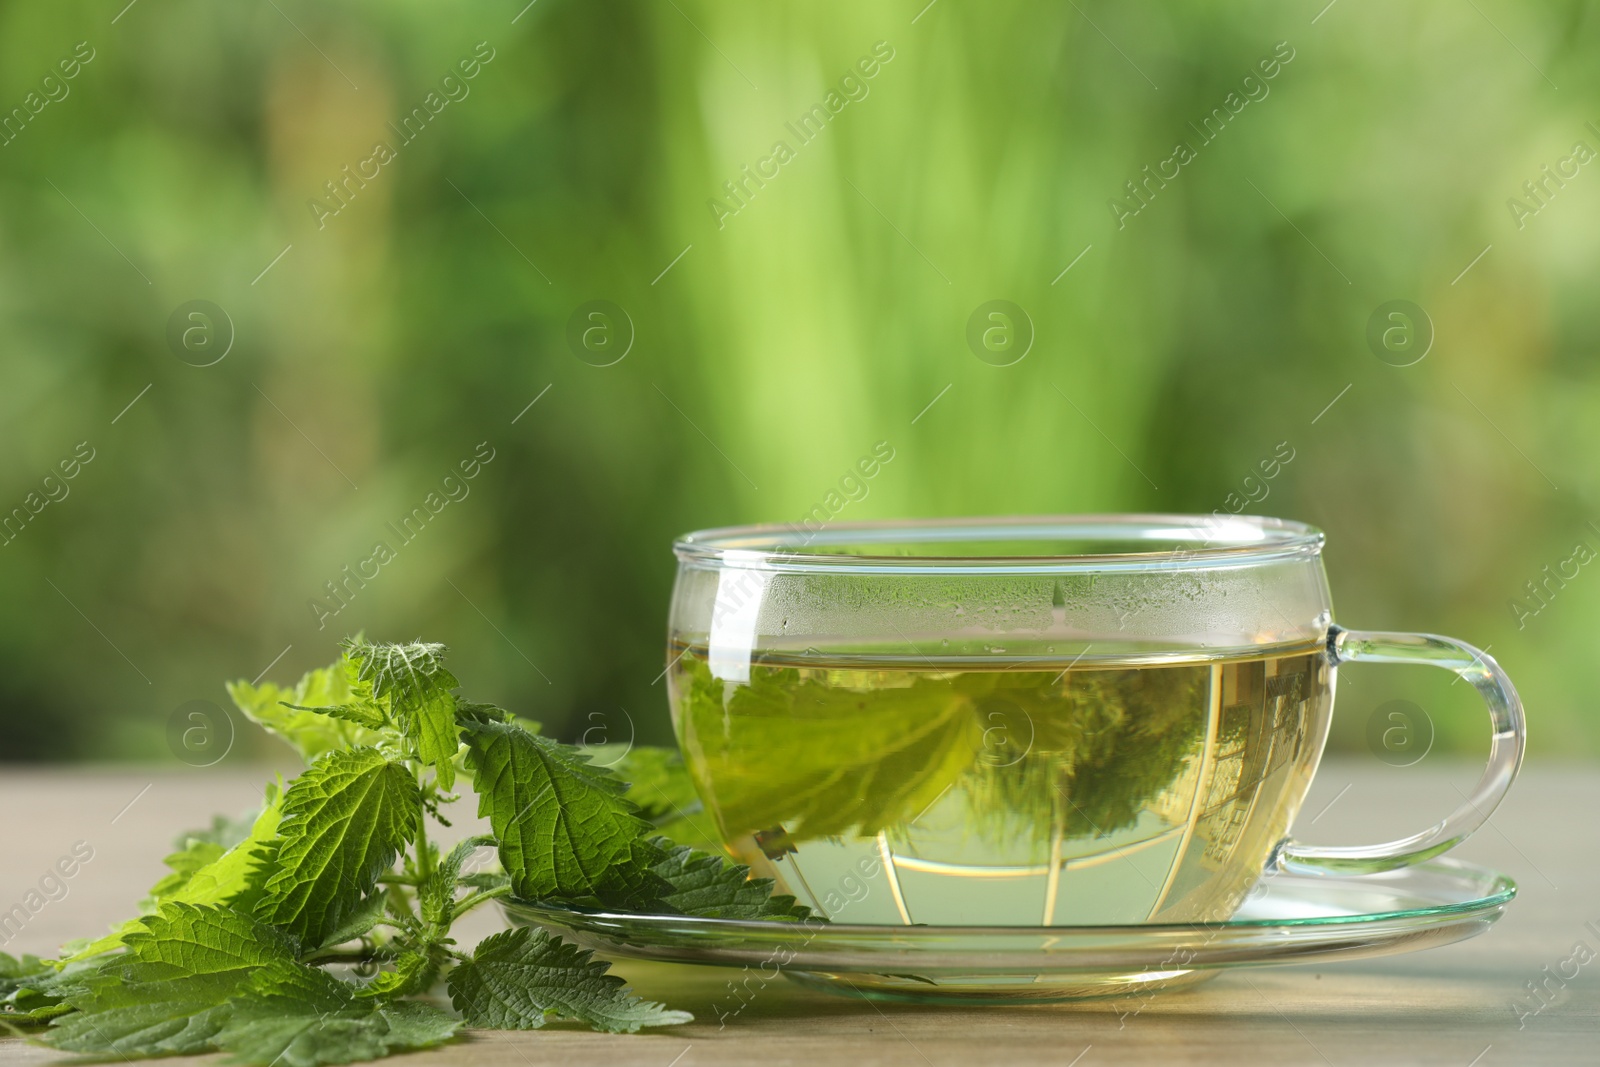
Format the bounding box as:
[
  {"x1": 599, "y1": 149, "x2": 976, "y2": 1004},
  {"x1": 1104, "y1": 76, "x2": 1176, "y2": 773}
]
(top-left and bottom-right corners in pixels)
[
  {"x1": 145, "y1": 807, "x2": 262, "y2": 897},
  {"x1": 47, "y1": 905, "x2": 296, "y2": 1058},
  {"x1": 216, "y1": 960, "x2": 459, "y2": 1067},
  {"x1": 0, "y1": 952, "x2": 68, "y2": 1025},
  {"x1": 346, "y1": 639, "x2": 461, "y2": 790},
  {"x1": 256, "y1": 748, "x2": 420, "y2": 948},
  {"x1": 446, "y1": 926, "x2": 690, "y2": 1034},
  {"x1": 598, "y1": 838, "x2": 678, "y2": 909},
  {"x1": 454, "y1": 700, "x2": 512, "y2": 727},
  {"x1": 0, "y1": 952, "x2": 52, "y2": 987},
  {"x1": 352, "y1": 949, "x2": 440, "y2": 1001},
  {"x1": 311, "y1": 890, "x2": 389, "y2": 953},
  {"x1": 604, "y1": 744, "x2": 722, "y2": 851},
  {"x1": 595, "y1": 745, "x2": 695, "y2": 822},
  {"x1": 648, "y1": 841, "x2": 815, "y2": 921},
  {"x1": 184, "y1": 809, "x2": 262, "y2": 850},
  {"x1": 459, "y1": 719, "x2": 661, "y2": 905},
  {"x1": 3, "y1": 998, "x2": 72, "y2": 1025},
  {"x1": 650, "y1": 808, "x2": 722, "y2": 853},
  {"x1": 121, "y1": 903, "x2": 299, "y2": 982},
  {"x1": 422, "y1": 835, "x2": 495, "y2": 928},
  {"x1": 140, "y1": 839, "x2": 225, "y2": 911},
  {"x1": 160, "y1": 789, "x2": 283, "y2": 913},
  {"x1": 154, "y1": 785, "x2": 282, "y2": 911},
  {"x1": 228, "y1": 657, "x2": 390, "y2": 765},
  {"x1": 281, "y1": 700, "x2": 388, "y2": 731},
  {"x1": 46, "y1": 973, "x2": 239, "y2": 1057},
  {"x1": 672, "y1": 651, "x2": 984, "y2": 842}
]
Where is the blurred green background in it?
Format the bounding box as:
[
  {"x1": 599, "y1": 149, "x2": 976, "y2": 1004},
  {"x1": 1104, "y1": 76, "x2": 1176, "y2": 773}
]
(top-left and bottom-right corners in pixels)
[{"x1": 0, "y1": 0, "x2": 1595, "y2": 763}]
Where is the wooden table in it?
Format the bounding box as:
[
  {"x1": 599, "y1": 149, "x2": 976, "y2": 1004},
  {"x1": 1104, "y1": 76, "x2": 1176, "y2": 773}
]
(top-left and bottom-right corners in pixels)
[{"x1": 1, "y1": 759, "x2": 1594, "y2": 1066}]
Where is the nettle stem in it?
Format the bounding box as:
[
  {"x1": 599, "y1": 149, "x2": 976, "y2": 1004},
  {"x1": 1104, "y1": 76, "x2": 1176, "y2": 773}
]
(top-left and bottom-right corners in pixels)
[
  {"x1": 406, "y1": 761, "x2": 448, "y2": 932},
  {"x1": 451, "y1": 886, "x2": 511, "y2": 918},
  {"x1": 414, "y1": 766, "x2": 433, "y2": 876},
  {"x1": 303, "y1": 949, "x2": 400, "y2": 966}
]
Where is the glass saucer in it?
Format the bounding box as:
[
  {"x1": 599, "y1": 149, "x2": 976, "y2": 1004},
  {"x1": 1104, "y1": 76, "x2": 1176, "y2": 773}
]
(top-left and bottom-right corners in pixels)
[{"x1": 501, "y1": 857, "x2": 1515, "y2": 1003}]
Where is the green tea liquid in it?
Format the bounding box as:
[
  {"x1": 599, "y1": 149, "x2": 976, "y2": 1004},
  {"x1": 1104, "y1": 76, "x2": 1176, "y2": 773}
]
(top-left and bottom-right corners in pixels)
[{"x1": 669, "y1": 644, "x2": 1330, "y2": 925}]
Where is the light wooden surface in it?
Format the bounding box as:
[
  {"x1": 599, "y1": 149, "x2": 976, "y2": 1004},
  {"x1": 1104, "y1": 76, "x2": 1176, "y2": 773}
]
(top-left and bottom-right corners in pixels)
[{"x1": 1, "y1": 759, "x2": 1595, "y2": 1066}]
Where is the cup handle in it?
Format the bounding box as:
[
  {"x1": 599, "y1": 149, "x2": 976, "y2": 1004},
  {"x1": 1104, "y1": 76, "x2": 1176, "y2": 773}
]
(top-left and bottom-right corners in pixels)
[{"x1": 1272, "y1": 624, "x2": 1526, "y2": 877}]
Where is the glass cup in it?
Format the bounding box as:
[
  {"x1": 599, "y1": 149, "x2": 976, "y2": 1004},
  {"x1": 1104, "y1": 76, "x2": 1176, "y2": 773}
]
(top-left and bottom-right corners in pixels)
[{"x1": 665, "y1": 515, "x2": 1524, "y2": 927}]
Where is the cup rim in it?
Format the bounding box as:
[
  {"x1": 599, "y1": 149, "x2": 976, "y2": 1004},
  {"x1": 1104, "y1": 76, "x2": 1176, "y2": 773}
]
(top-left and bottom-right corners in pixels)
[{"x1": 673, "y1": 513, "x2": 1325, "y2": 574}]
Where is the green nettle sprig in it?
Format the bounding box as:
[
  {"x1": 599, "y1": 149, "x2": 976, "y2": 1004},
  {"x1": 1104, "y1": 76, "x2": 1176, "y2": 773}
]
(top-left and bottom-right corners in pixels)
[{"x1": 0, "y1": 638, "x2": 811, "y2": 1066}]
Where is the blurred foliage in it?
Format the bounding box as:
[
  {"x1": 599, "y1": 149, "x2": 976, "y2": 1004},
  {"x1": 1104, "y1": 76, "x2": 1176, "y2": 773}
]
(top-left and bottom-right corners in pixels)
[{"x1": 0, "y1": 0, "x2": 1597, "y2": 762}]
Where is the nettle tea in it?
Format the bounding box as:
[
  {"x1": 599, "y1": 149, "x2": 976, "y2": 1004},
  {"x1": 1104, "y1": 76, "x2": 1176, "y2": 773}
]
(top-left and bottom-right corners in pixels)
[
  {"x1": 664, "y1": 516, "x2": 1524, "y2": 998},
  {"x1": 671, "y1": 642, "x2": 1332, "y2": 926}
]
